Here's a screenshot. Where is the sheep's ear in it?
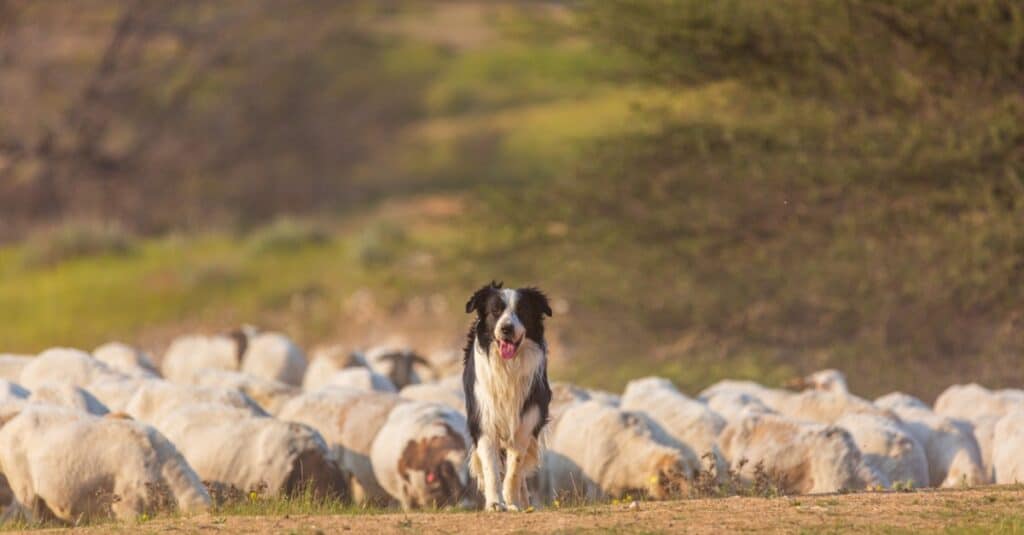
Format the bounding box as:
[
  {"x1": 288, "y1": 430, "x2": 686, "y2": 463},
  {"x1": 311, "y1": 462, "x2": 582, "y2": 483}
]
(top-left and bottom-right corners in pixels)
[
  {"x1": 519, "y1": 287, "x2": 552, "y2": 317},
  {"x1": 464, "y1": 281, "x2": 503, "y2": 314}
]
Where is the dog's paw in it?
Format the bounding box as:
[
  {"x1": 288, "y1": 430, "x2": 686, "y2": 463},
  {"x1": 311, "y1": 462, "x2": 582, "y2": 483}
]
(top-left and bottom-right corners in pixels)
[
  {"x1": 486, "y1": 501, "x2": 507, "y2": 512},
  {"x1": 506, "y1": 503, "x2": 521, "y2": 512}
]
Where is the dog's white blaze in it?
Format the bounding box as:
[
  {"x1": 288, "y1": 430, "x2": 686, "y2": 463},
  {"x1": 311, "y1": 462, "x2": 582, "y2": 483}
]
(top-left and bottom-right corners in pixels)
[{"x1": 493, "y1": 289, "x2": 526, "y2": 343}]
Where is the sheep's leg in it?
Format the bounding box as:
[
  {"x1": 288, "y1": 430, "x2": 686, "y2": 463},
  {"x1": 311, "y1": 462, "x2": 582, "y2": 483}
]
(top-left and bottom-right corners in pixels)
[
  {"x1": 504, "y1": 406, "x2": 541, "y2": 512},
  {"x1": 476, "y1": 436, "x2": 505, "y2": 511}
]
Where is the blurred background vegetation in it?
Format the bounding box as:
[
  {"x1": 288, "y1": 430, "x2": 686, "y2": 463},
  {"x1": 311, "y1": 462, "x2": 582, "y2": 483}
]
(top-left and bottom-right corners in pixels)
[{"x1": 1, "y1": 0, "x2": 1022, "y2": 400}]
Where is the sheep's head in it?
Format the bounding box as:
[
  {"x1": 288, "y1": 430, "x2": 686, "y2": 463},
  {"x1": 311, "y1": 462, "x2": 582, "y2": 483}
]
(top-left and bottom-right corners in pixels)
[
  {"x1": 397, "y1": 425, "x2": 468, "y2": 508},
  {"x1": 646, "y1": 453, "x2": 692, "y2": 500},
  {"x1": 787, "y1": 369, "x2": 848, "y2": 393}
]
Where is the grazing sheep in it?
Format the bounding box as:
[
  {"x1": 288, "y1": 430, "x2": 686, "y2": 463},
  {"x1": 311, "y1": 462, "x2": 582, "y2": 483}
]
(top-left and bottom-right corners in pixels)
[
  {"x1": 698, "y1": 379, "x2": 795, "y2": 409},
  {"x1": 124, "y1": 380, "x2": 266, "y2": 423},
  {"x1": 771, "y1": 389, "x2": 893, "y2": 424},
  {"x1": 787, "y1": 369, "x2": 849, "y2": 394},
  {"x1": 717, "y1": 413, "x2": 878, "y2": 494},
  {"x1": 540, "y1": 401, "x2": 697, "y2": 503},
  {"x1": 934, "y1": 383, "x2": 1024, "y2": 423},
  {"x1": 702, "y1": 390, "x2": 774, "y2": 424},
  {"x1": 370, "y1": 400, "x2": 472, "y2": 510},
  {"x1": 240, "y1": 331, "x2": 307, "y2": 386},
  {"x1": 835, "y1": 413, "x2": 929, "y2": 488},
  {"x1": 85, "y1": 377, "x2": 155, "y2": 413},
  {"x1": 0, "y1": 355, "x2": 32, "y2": 382},
  {"x1": 320, "y1": 367, "x2": 398, "y2": 393},
  {"x1": 363, "y1": 346, "x2": 433, "y2": 390},
  {"x1": 151, "y1": 403, "x2": 347, "y2": 500},
  {"x1": 584, "y1": 388, "x2": 621, "y2": 407},
  {"x1": 28, "y1": 382, "x2": 110, "y2": 416},
  {"x1": 874, "y1": 393, "x2": 987, "y2": 488},
  {"x1": 992, "y1": 410, "x2": 1024, "y2": 484},
  {"x1": 303, "y1": 345, "x2": 366, "y2": 391},
  {"x1": 400, "y1": 380, "x2": 465, "y2": 411},
  {"x1": 162, "y1": 334, "x2": 242, "y2": 383},
  {"x1": 19, "y1": 348, "x2": 126, "y2": 390},
  {"x1": 0, "y1": 404, "x2": 210, "y2": 523},
  {"x1": 874, "y1": 392, "x2": 930, "y2": 411},
  {"x1": 189, "y1": 369, "x2": 300, "y2": 415},
  {"x1": 277, "y1": 389, "x2": 412, "y2": 506},
  {"x1": 970, "y1": 414, "x2": 1002, "y2": 482},
  {"x1": 620, "y1": 377, "x2": 728, "y2": 480},
  {"x1": 92, "y1": 342, "x2": 160, "y2": 378}
]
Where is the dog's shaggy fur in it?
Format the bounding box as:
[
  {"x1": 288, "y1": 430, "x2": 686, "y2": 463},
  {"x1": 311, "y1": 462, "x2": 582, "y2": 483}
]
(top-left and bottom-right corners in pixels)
[{"x1": 462, "y1": 282, "x2": 552, "y2": 511}]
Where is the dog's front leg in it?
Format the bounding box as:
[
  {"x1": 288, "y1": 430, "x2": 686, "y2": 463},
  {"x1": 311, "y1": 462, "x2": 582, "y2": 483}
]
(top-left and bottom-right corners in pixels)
[
  {"x1": 504, "y1": 406, "x2": 541, "y2": 511},
  {"x1": 476, "y1": 435, "x2": 505, "y2": 511}
]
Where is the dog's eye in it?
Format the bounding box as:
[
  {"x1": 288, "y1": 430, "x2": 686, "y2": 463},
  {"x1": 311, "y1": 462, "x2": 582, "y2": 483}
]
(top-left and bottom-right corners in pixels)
[{"x1": 490, "y1": 303, "x2": 504, "y2": 315}]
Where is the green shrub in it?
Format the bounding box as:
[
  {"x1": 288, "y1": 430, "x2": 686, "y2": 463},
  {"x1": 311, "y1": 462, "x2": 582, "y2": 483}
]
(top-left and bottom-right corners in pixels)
[{"x1": 21, "y1": 221, "x2": 136, "y2": 268}]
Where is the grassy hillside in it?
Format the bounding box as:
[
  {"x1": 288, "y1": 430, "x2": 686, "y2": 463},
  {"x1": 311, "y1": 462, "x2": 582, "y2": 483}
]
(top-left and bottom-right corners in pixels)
[{"x1": 2, "y1": 1, "x2": 1023, "y2": 400}]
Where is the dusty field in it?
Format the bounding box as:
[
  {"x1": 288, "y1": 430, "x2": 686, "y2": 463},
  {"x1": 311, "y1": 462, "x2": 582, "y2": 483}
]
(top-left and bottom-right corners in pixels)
[{"x1": 18, "y1": 486, "x2": 1024, "y2": 534}]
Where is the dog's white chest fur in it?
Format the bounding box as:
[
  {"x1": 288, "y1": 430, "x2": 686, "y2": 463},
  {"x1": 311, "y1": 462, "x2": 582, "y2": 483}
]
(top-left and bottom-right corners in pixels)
[{"x1": 472, "y1": 339, "x2": 544, "y2": 448}]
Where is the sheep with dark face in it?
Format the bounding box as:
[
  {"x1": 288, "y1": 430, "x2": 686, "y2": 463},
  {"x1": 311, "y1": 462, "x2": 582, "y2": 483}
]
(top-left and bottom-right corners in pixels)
[
  {"x1": 0, "y1": 405, "x2": 210, "y2": 523},
  {"x1": 363, "y1": 346, "x2": 435, "y2": 390}
]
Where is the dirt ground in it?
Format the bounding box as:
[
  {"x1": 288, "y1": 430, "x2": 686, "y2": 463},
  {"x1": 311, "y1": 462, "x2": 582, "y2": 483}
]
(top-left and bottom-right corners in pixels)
[{"x1": 21, "y1": 486, "x2": 1024, "y2": 534}]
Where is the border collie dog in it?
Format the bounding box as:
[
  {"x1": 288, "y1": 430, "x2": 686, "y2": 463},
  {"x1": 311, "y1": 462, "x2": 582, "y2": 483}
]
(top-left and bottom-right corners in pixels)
[{"x1": 462, "y1": 281, "x2": 552, "y2": 511}]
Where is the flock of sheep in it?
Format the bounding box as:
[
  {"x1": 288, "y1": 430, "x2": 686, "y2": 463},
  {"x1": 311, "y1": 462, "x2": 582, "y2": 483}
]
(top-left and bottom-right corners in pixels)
[{"x1": 1, "y1": 326, "x2": 1023, "y2": 524}]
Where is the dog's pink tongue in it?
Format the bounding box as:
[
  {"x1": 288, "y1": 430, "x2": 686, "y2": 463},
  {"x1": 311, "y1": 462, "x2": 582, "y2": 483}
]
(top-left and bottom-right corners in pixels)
[{"x1": 499, "y1": 341, "x2": 516, "y2": 359}]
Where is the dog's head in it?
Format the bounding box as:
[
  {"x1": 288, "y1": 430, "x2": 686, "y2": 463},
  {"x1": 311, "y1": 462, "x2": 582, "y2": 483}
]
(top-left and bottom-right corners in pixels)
[{"x1": 465, "y1": 281, "x2": 552, "y2": 361}]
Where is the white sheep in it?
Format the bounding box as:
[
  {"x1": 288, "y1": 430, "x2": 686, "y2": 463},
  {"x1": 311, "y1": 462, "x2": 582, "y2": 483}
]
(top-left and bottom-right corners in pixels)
[
  {"x1": 835, "y1": 412, "x2": 929, "y2": 488},
  {"x1": 0, "y1": 355, "x2": 32, "y2": 382},
  {"x1": 771, "y1": 389, "x2": 894, "y2": 424},
  {"x1": 92, "y1": 342, "x2": 160, "y2": 378},
  {"x1": 28, "y1": 382, "x2": 110, "y2": 416},
  {"x1": 620, "y1": 377, "x2": 728, "y2": 480},
  {"x1": 698, "y1": 379, "x2": 795, "y2": 409},
  {"x1": 717, "y1": 412, "x2": 878, "y2": 494},
  {"x1": 934, "y1": 383, "x2": 1024, "y2": 422},
  {"x1": 240, "y1": 331, "x2": 307, "y2": 387},
  {"x1": 370, "y1": 400, "x2": 472, "y2": 510},
  {"x1": 161, "y1": 333, "x2": 244, "y2": 384},
  {"x1": 540, "y1": 400, "x2": 697, "y2": 503},
  {"x1": 0, "y1": 404, "x2": 210, "y2": 523},
  {"x1": 400, "y1": 380, "x2": 465, "y2": 411},
  {"x1": 874, "y1": 393, "x2": 987, "y2": 487},
  {"x1": 150, "y1": 403, "x2": 347, "y2": 500},
  {"x1": 19, "y1": 348, "x2": 126, "y2": 390},
  {"x1": 992, "y1": 410, "x2": 1024, "y2": 484},
  {"x1": 701, "y1": 390, "x2": 775, "y2": 424},
  {"x1": 188, "y1": 369, "x2": 300, "y2": 415},
  {"x1": 85, "y1": 377, "x2": 156, "y2": 413},
  {"x1": 277, "y1": 389, "x2": 403, "y2": 506},
  {"x1": 123, "y1": 380, "x2": 266, "y2": 423},
  {"x1": 303, "y1": 344, "x2": 365, "y2": 391},
  {"x1": 320, "y1": 367, "x2": 398, "y2": 393}
]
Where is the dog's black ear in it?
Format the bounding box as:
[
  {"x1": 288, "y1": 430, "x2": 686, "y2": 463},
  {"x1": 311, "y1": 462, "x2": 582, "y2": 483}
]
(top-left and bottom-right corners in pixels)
[
  {"x1": 520, "y1": 287, "x2": 553, "y2": 317},
  {"x1": 465, "y1": 281, "x2": 503, "y2": 314}
]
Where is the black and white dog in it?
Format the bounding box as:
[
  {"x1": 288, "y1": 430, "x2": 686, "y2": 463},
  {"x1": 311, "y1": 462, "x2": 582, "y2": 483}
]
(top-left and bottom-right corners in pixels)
[{"x1": 462, "y1": 281, "x2": 552, "y2": 511}]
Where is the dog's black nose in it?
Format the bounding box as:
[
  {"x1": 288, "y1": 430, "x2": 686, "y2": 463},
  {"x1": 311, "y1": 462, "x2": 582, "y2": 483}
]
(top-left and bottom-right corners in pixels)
[{"x1": 500, "y1": 324, "x2": 514, "y2": 337}]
